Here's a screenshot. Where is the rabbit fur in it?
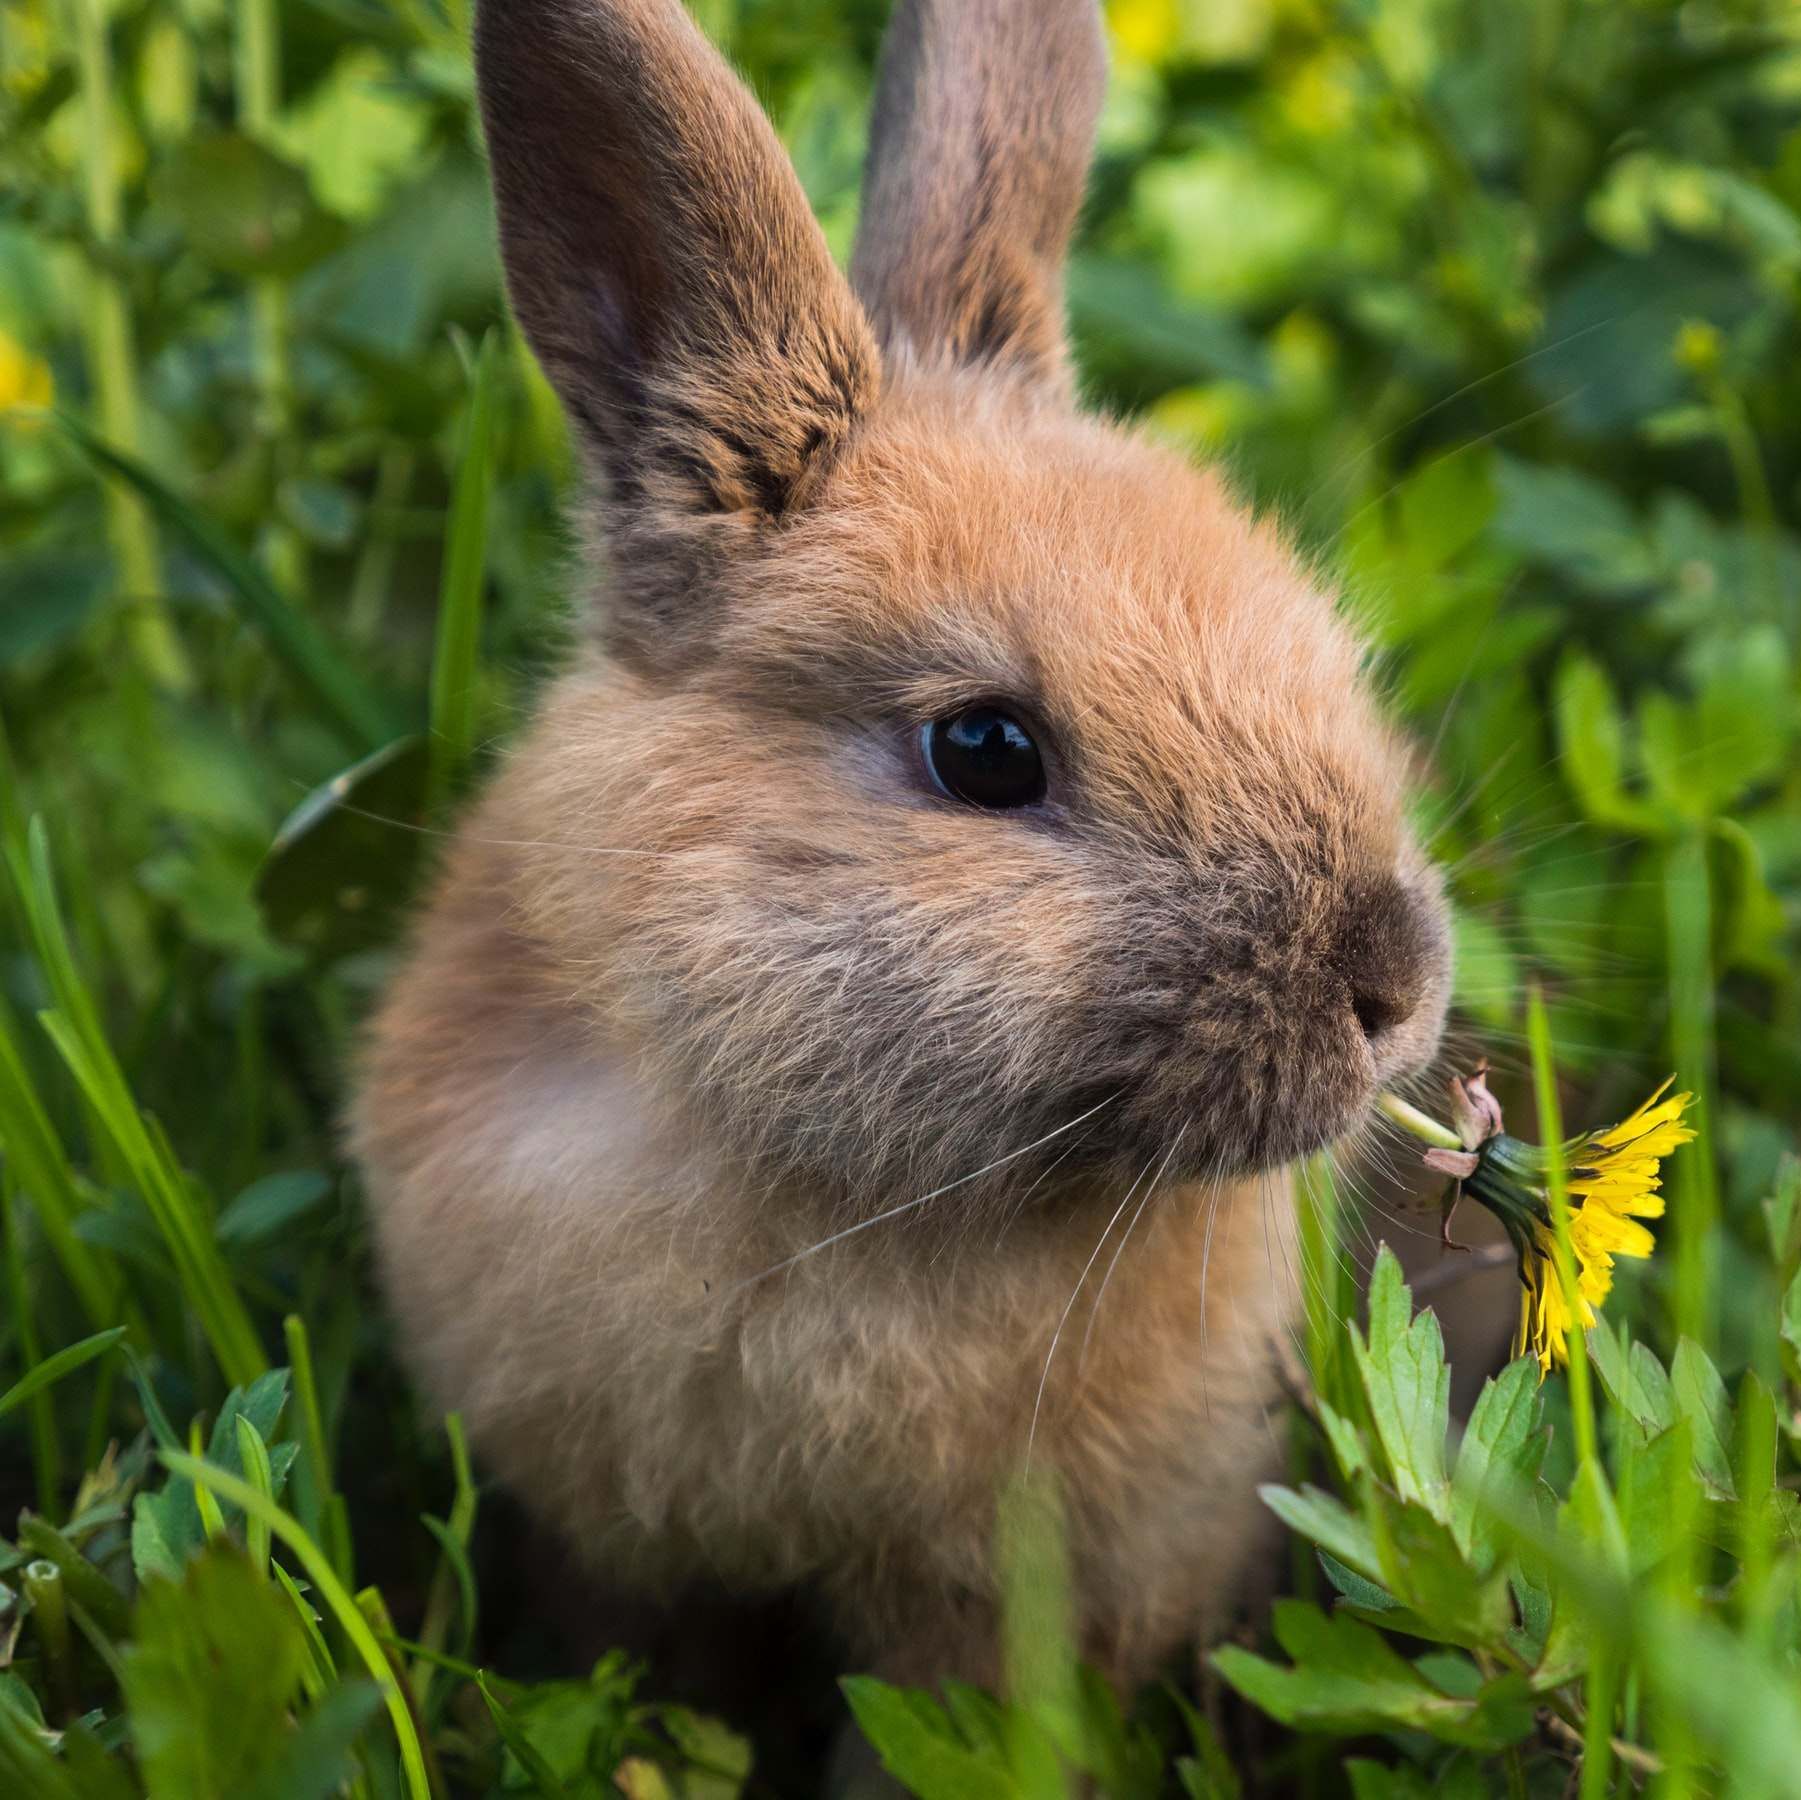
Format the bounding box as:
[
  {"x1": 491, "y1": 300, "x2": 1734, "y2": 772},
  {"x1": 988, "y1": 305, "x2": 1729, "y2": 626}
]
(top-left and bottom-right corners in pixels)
[{"x1": 353, "y1": 0, "x2": 1452, "y2": 1691}]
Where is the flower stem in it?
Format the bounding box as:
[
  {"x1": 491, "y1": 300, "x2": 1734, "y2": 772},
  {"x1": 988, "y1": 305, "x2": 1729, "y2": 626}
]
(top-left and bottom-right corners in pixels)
[
  {"x1": 1375, "y1": 1090, "x2": 1462, "y2": 1151},
  {"x1": 1525, "y1": 983, "x2": 1598, "y2": 1468}
]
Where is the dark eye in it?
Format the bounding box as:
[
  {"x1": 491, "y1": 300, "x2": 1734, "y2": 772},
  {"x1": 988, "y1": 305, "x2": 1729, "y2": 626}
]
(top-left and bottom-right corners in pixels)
[{"x1": 921, "y1": 705, "x2": 1047, "y2": 810}]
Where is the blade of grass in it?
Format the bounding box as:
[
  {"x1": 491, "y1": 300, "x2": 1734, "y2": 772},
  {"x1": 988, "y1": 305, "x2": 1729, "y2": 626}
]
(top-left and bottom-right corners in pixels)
[
  {"x1": 0, "y1": 1325, "x2": 126, "y2": 1423},
  {"x1": 236, "y1": 1415, "x2": 276, "y2": 1576},
  {"x1": 0, "y1": 992, "x2": 123, "y2": 1332},
  {"x1": 58, "y1": 418, "x2": 397, "y2": 753},
  {"x1": 426, "y1": 330, "x2": 501, "y2": 810},
  {"x1": 413, "y1": 1411, "x2": 478, "y2": 1700},
  {"x1": 2, "y1": 1182, "x2": 62, "y2": 1517},
  {"x1": 162, "y1": 1450, "x2": 431, "y2": 1800},
  {"x1": 10, "y1": 821, "x2": 265, "y2": 1387},
  {"x1": 284, "y1": 1312, "x2": 352, "y2": 1582}
]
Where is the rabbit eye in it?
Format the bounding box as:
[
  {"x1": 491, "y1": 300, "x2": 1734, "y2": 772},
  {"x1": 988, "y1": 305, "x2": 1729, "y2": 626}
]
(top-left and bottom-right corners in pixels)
[{"x1": 921, "y1": 706, "x2": 1047, "y2": 810}]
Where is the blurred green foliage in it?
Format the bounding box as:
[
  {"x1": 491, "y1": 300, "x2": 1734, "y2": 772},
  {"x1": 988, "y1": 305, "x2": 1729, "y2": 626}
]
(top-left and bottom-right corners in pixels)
[{"x1": 2, "y1": 0, "x2": 1801, "y2": 1792}]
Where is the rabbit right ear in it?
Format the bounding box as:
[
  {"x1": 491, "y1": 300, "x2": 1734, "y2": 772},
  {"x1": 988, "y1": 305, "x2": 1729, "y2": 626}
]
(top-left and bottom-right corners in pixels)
[
  {"x1": 476, "y1": 0, "x2": 880, "y2": 654},
  {"x1": 851, "y1": 0, "x2": 1107, "y2": 392}
]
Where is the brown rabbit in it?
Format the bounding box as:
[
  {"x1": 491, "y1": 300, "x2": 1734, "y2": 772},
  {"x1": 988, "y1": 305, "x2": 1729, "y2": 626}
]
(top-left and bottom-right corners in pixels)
[{"x1": 353, "y1": 0, "x2": 1452, "y2": 1696}]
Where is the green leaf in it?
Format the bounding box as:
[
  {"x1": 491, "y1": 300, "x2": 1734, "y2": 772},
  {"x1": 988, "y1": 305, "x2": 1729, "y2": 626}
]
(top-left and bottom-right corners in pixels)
[
  {"x1": 1315, "y1": 1398, "x2": 1369, "y2": 1481},
  {"x1": 476, "y1": 1673, "x2": 572, "y2": 1799},
  {"x1": 1259, "y1": 1484, "x2": 1383, "y2": 1585},
  {"x1": 1762, "y1": 1156, "x2": 1801, "y2": 1268},
  {"x1": 153, "y1": 133, "x2": 347, "y2": 277},
  {"x1": 58, "y1": 419, "x2": 397, "y2": 753},
  {"x1": 133, "y1": 1370, "x2": 296, "y2": 1580},
  {"x1": 1492, "y1": 456, "x2": 1651, "y2": 591},
  {"x1": 1170, "y1": 1689, "x2": 1241, "y2": 1799},
  {"x1": 1617, "y1": 1419, "x2": 1703, "y2": 1574},
  {"x1": 0, "y1": 1326, "x2": 125, "y2": 1420},
  {"x1": 1369, "y1": 1493, "x2": 1513, "y2": 1647},
  {"x1": 240, "y1": 1682, "x2": 383, "y2": 1800},
  {"x1": 1588, "y1": 1322, "x2": 1676, "y2": 1435},
  {"x1": 1317, "y1": 1551, "x2": 1395, "y2": 1612},
  {"x1": 1671, "y1": 1338, "x2": 1738, "y2": 1499},
  {"x1": 1552, "y1": 652, "x2": 1662, "y2": 833},
  {"x1": 1351, "y1": 1248, "x2": 1450, "y2": 1519},
  {"x1": 160, "y1": 1451, "x2": 430, "y2": 1800},
  {"x1": 657, "y1": 1705, "x2": 752, "y2": 1800},
  {"x1": 1211, "y1": 1602, "x2": 1532, "y2": 1750},
  {"x1": 1782, "y1": 1264, "x2": 1801, "y2": 1387},
  {"x1": 841, "y1": 1677, "x2": 1017, "y2": 1800},
  {"x1": 215, "y1": 1172, "x2": 332, "y2": 1248},
  {"x1": 1450, "y1": 1357, "x2": 1545, "y2": 1569},
  {"x1": 121, "y1": 1548, "x2": 308, "y2": 1799}
]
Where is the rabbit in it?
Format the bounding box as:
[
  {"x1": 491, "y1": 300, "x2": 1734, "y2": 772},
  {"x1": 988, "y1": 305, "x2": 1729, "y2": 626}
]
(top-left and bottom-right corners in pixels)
[{"x1": 352, "y1": 0, "x2": 1453, "y2": 1697}]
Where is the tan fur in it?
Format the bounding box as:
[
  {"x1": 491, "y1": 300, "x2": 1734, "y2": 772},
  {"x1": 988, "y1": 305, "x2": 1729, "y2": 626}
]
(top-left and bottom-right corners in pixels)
[{"x1": 354, "y1": 0, "x2": 1451, "y2": 1689}]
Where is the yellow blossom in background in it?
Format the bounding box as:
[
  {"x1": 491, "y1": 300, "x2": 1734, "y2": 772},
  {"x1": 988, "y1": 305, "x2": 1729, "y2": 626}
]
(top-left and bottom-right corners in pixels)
[
  {"x1": 0, "y1": 330, "x2": 54, "y2": 423},
  {"x1": 1674, "y1": 319, "x2": 1725, "y2": 377},
  {"x1": 1108, "y1": 0, "x2": 1181, "y2": 63}
]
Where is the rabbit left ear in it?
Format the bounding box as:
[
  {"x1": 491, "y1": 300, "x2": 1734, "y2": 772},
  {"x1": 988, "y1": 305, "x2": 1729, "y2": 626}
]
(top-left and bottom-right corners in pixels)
[
  {"x1": 475, "y1": 0, "x2": 881, "y2": 652},
  {"x1": 850, "y1": 0, "x2": 1107, "y2": 392}
]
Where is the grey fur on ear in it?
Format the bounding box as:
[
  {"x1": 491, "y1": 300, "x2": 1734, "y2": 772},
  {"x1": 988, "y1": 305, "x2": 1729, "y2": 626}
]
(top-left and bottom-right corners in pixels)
[
  {"x1": 475, "y1": 0, "x2": 880, "y2": 649},
  {"x1": 851, "y1": 0, "x2": 1107, "y2": 389}
]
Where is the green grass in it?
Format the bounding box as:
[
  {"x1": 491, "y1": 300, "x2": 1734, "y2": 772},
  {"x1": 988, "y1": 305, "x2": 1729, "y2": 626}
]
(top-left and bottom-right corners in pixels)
[{"x1": 2, "y1": 0, "x2": 1801, "y2": 1793}]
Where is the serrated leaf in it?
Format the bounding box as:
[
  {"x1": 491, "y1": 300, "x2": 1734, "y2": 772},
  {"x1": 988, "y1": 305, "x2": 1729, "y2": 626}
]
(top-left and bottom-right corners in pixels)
[
  {"x1": 1451, "y1": 1357, "x2": 1545, "y2": 1569},
  {"x1": 1763, "y1": 1157, "x2": 1801, "y2": 1267},
  {"x1": 1211, "y1": 1602, "x2": 1532, "y2": 1750},
  {"x1": 1316, "y1": 1398, "x2": 1368, "y2": 1481},
  {"x1": 1589, "y1": 1322, "x2": 1676, "y2": 1435},
  {"x1": 121, "y1": 1548, "x2": 308, "y2": 1798},
  {"x1": 1259, "y1": 1484, "x2": 1384, "y2": 1585},
  {"x1": 1318, "y1": 1551, "x2": 1395, "y2": 1612},
  {"x1": 1781, "y1": 1264, "x2": 1801, "y2": 1387},
  {"x1": 1352, "y1": 1249, "x2": 1450, "y2": 1519},
  {"x1": 134, "y1": 1371, "x2": 295, "y2": 1578},
  {"x1": 1671, "y1": 1338, "x2": 1738, "y2": 1499},
  {"x1": 239, "y1": 1682, "x2": 382, "y2": 1800},
  {"x1": 1369, "y1": 1492, "x2": 1512, "y2": 1647},
  {"x1": 1170, "y1": 1689, "x2": 1241, "y2": 1799},
  {"x1": 841, "y1": 1677, "x2": 1016, "y2": 1800},
  {"x1": 1618, "y1": 1419, "x2": 1702, "y2": 1574},
  {"x1": 1553, "y1": 652, "x2": 1662, "y2": 833}
]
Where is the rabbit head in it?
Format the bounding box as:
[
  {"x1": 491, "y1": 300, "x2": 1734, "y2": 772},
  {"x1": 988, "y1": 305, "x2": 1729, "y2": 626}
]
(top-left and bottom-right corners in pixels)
[{"x1": 476, "y1": 0, "x2": 1452, "y2": 1214}]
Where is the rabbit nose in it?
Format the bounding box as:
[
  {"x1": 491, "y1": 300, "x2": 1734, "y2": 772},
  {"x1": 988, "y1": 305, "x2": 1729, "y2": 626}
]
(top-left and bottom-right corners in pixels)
[
  {"x1": 1336, "y1": 876, "x2": 1433, "y2": 1045},
  {"x1": 1351, "y1": 983, "x2": 1413, "y2": 1043}
]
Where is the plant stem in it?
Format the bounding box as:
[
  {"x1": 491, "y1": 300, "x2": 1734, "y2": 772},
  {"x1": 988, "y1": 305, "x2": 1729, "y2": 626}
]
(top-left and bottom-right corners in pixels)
[
  {"x1": 1376, "y1": 1090, "x2": 1462, "y2": 1150},
  {"x1": 235, "y1": 0, "x2": 304, "y2": 593},
  {"x1": 1664, "y1": 830, "x2": 1717, "y2": 1348},
  {"x1": 65, "y1": 0, "x2": 189, "y2": 693},
  {"x1": 1525, "y1": 983, "x2": 1598, "y2": 1470}
]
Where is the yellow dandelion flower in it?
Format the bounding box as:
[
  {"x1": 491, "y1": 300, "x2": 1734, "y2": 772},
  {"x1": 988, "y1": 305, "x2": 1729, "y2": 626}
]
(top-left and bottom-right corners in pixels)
[
  {"x1": 0, "y1": 330, "x2": 54, "y2": 422},
  {"x1": 1380, "y1": 1068, "x2": 1695, "y2": 1376}
]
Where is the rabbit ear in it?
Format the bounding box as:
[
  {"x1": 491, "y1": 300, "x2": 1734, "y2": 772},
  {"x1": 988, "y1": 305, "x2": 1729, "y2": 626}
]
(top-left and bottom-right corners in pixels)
[
  {"x1": 851, "y1": 0, "x2": 1106, "y2": 391},
  {"x1": 476, "y1": 0, "x2": 880, "y2": 643}
]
